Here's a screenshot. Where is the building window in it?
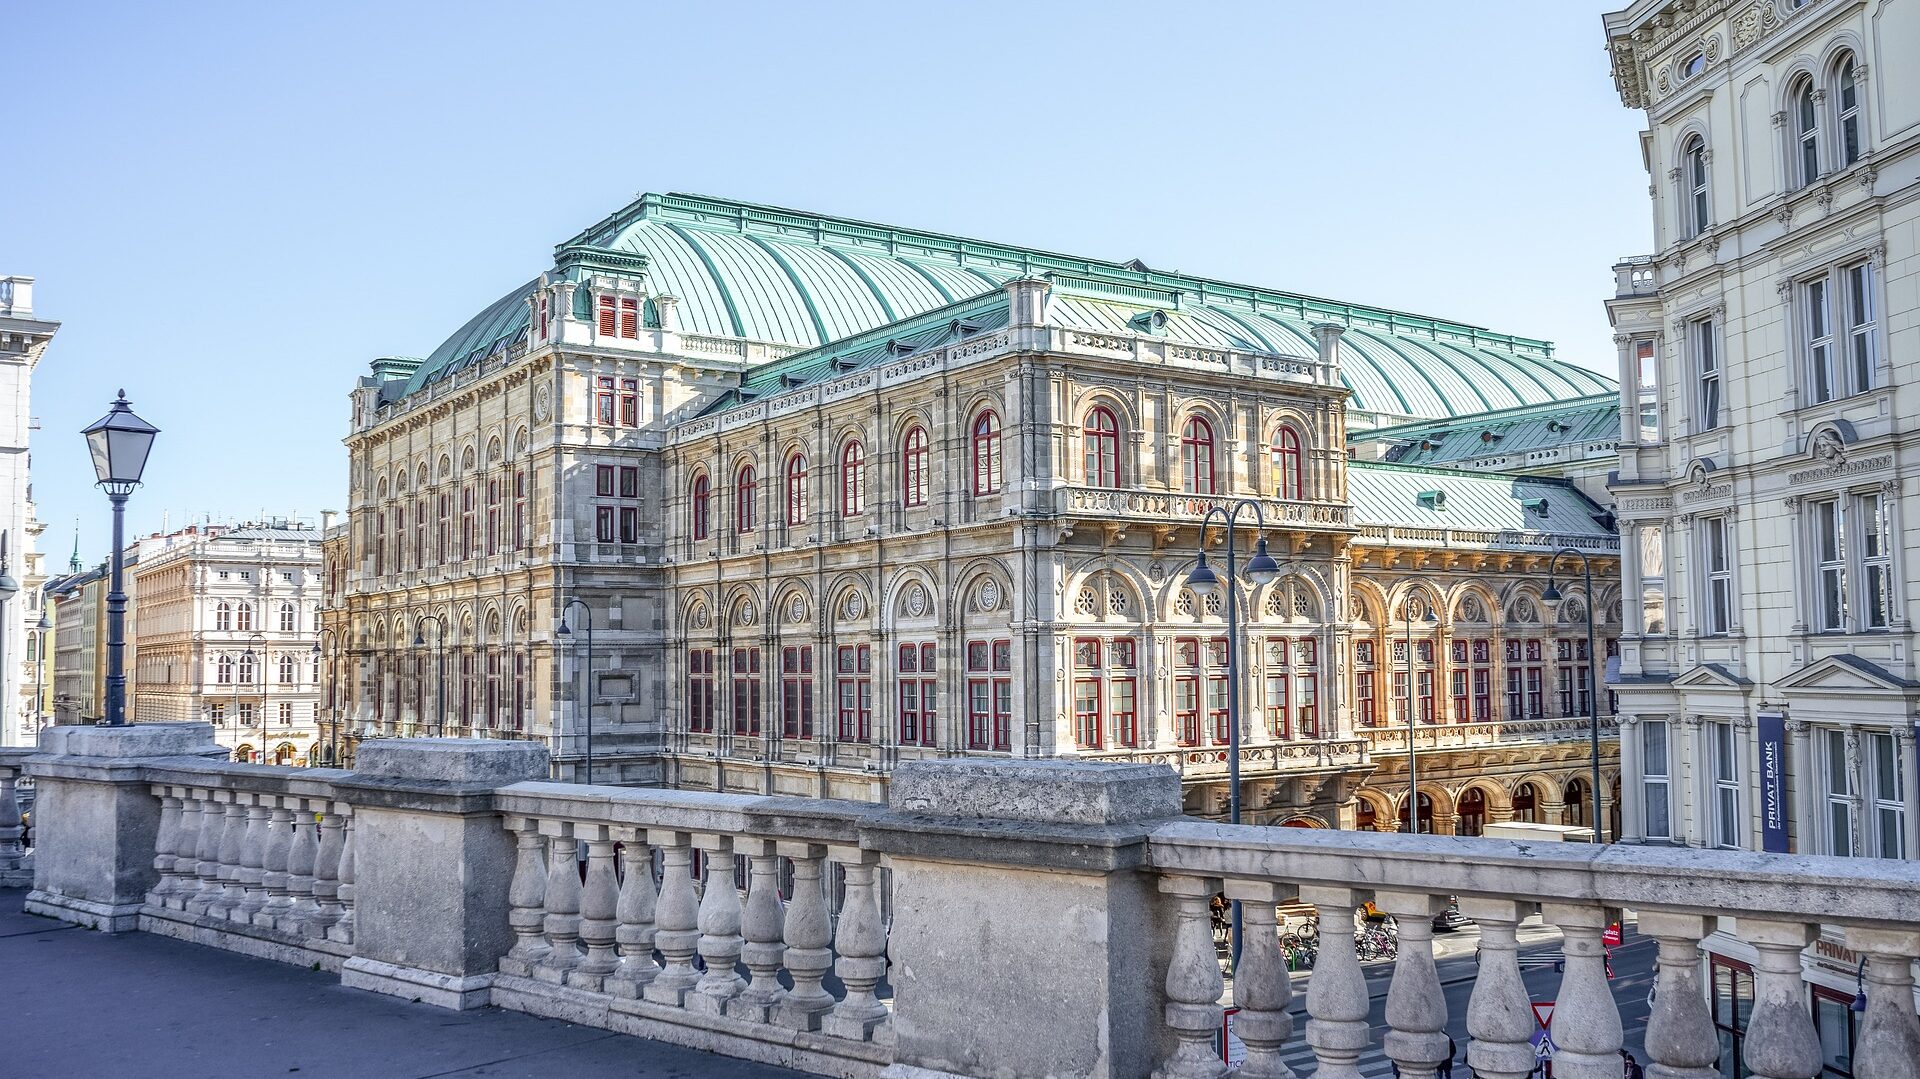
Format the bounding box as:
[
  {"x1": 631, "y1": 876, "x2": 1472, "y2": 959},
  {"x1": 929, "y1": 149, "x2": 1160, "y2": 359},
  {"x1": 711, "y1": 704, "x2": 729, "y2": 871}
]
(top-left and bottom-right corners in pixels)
[
  {"x1": 1794, "y1": 77, "x2": 1821, "y2": 188},
  {"x1": 784, "y1": 454, "x2": 807, "y2": 526},
  {"x1": 901, "y1": 426, "x2": 929, "y2": 508},
  {"x1": 835, "y1": 644, "x2": 872, "y2": 743},
  {"x1": 236, "y1": 603, "x2": 253, "y2": 632},
  {"x1": 965, "y1": 638, "x2": 1012, "y2": 751},
  {"x1": 897, "y1": 642, "x2": 937, "y2": 747},
  {"x1": 620, "y1": 378, "x2": 638, "y2": 427},
  {"x1": 735, "y1": 465, "x2": 757, "y2": 533},
  {"x1": 596, "y1": 295, "x2": 640, "y2": 339},
  {"x1": 278, "y1": 653, "x2": 297, "y2": 684},
  {"x1": 687, "y1": 648, "x2": 715, "y2": 733},
  {"x1": 840, "y1": 441, "x2": 865, "y2": 517},
  {"x1": 374, "y1": 511, "x2": 387, "y2": 575},
  {"x1": 512, "y1": 469, "x2": 527, "y2": 549},
  {"x1": 1713, "y1": 957, "x2": 1755, "y2": 1076},
  {"x1": 690, "y1": 474, "x2": 710, "y2": 541},
  {"x1": 596, "y1": 376, "x2": 616, "y2": 425},
  {"x1": 1642, "y1": 719, "x2": 1671, "y2": 840},
  {"x1": 1844, "y1": 262, "x2": 1878, "y2": 394},
  {"x1": 1070, "y1": 638, "x2": 1137, "y2": 750},
  {"x1": 215, "y1": 601, "x2": 232, "y2": 632},
  {"x1": 1083, "y1": 406, "x2": 1120, "y2": 488},
  {"x1": 1860, "y1": 491, "x2": 1892, "y2": 630},
  {"x1": 1813, "y1": 499, "x2": 1846, "y2": 631},
  {"x1": 1824, "y1": 728, "x2": 1857, "y2": 857},
  {"x1": 780, "y1": 646, "x2": 813, "y2": 740},
  {"x1": 1172, "y1": 636, "x2": 1229, "y2": 745},
  {"x1": 1692, "y1": 316, "x2": 1720, "y2": 430},
  {"x1": 279, "y1": 702, "x2": 294, "y2": 725},
  {"x1": 1701, "y1": 515, "x2": 1734, "y2": 635},
  {"x1": 971, "y1": 410, "x2": 1002, "y2": 495},
  {"x1": 1555, "y1": 638, "x2": 1592, "y2": 716},
  {"x1": 537, "y1": 296, "x2": 549, "y2": 340},
  {"x1": 1265, "y1": 637, "x2": 1319, "y2": 739},
  {"x1": 731, "y1": 647, "x2": 762, "y2": 736},
  {"x1": 1682, "y1": 135, "x2": 1710, "y2": 239},
  {"x1": 1868, "y1": 730, "x2": 1906, "y2": 859},
  {"x1": 485, "y1": 479, "x2": 501, "y2": 554},
  {"x1": 216, "y1": 653, "x2": 233, "y2": 684},
  {"x1": 1710, "y1": 720, "x2": 1742, "y2": 849},
  {"x1": 1272, "y1": 426, "x2": 1304, "y2": 499},
  {"x1": 416, "y1": 494, "x2": 429, "y2": 564},
  {"x1": 595, "y1": 506, "x2": 615, "y2": 543},
  {"x1": 238, "y1": 652, "x2": 256, "y2": 684},
  {"x1": 1180, "y1": 416, "x2": 1215, "y2": 494},
  {"x1": 1835, "y1": 56, "x2": 1861, "y2": 168}
]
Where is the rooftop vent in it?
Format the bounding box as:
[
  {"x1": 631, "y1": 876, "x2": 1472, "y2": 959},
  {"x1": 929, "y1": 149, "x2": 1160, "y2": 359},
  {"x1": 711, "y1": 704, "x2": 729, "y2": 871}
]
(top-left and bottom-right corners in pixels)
[
  {"x1": 1546, "y1": 420, "x2": 1569, "y2": 433},
  {"x1": 1480, "y1": 430, "x2": 1504, "y2": 443},
  {"x1": 886, "y1": 339, "x2": 917, "y2": 356},
  {"x1": 1129, "y1": 309, "x2": 1169, "y2": 335},
  {"x1": 1521, "y1": 497, "x2": 1550, "y2": 517},
  {"x1": 780, "y1": 373, "x2": 807, "y2": 388},
  {"x1": 1416, "y1": 489, "x2": 1448, "y2": 511},
  {"x1": 948, "y1": 318, "x2": 983, "y2": 336}
]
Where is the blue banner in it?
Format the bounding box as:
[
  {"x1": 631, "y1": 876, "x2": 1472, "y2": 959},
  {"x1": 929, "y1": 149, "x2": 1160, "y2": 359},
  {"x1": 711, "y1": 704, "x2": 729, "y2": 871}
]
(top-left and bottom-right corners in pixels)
[{"x1": 1758, "y1": 712, "x2": 1789, "y2": 853}]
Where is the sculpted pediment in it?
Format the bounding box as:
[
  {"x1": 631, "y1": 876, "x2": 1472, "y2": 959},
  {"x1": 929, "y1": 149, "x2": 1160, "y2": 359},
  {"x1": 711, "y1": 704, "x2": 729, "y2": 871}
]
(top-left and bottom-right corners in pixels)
[
  {"x1": 1671, "y1": 663, "x2": 1753, "y2": 691},
  {"x1": 1776, "y1": 654, "x2": 1920, "y2": 698}
]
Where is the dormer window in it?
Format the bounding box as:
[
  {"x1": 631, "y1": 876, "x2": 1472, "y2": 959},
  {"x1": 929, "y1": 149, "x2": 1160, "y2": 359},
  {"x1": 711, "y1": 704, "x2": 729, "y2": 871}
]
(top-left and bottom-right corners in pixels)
[
  {"x1": 1416, "y1": 490, "x2": 1447, "y2": 511},
  {"x1": 1480, "y1": 430, "x2": 1503, "y2": 444},
  {"x1": 1521, "y1": 497, "x2": 1549, "y2": 518},
  {"x1": 596, "y1": 294, "x2": 640, "y2": 340}
]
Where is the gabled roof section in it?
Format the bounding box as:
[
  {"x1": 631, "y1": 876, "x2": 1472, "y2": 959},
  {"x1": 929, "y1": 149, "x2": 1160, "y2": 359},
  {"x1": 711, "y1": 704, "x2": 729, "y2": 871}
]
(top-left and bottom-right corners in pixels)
[
  {"x1": 1347, "y1": 461, "x2": 1613, "y2": 537},
  {"x1": 1776, "y1": 654, "x2": 1920, "y2": 694},
  {"x1": 1671, "y1": 663, "x2": 1755, "y2": 691},
  {"x1": 1354, "y1": 393, "x2": 1620, "y2": 467}
]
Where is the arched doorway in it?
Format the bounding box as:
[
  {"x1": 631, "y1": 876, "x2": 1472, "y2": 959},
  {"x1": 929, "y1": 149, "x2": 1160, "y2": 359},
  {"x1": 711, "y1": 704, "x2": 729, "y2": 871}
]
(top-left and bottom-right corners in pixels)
[
  {"x1": 1564, "y1": 778, "x2": 1590, "y2": 827},
  {"x1": 1279, "y1": 816, "x2": 1323, "y2": 829},
  {"x1": 1513, "y1": 782, "x2": 1539, "y2": 823},
  {"x1": 1356, "y1": 800, "x2": 1377, "y2": 832},
  {"x1": 1457, "y1": 788, "x2": 1488, "y2": 836},
  {"x1": 235, "y1": 744, "x2": 255, "y2": 764},
  {"x1": 1397, "y1": 793, "x2": 1435, "y2": 834},
  {"x1": 273, "y1": 743, "x2": 297, "y2": 766}
]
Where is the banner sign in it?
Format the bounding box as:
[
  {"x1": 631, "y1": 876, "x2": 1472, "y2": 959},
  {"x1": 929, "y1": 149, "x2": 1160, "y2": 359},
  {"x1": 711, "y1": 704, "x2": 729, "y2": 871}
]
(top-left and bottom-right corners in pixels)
[{"x1": 1757, "y1": 712, "x2": 1789, "y2": 853}]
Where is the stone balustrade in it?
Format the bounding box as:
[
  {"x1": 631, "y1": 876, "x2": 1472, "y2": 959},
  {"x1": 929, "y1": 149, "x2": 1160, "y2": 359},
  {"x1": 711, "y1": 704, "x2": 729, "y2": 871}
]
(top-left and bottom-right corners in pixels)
[
  {"x1": 13, "y1": 724, "x2": 1920, "y2": 1079},
  {"x1": 0, "y1": 746, "x2": 33, "y2": 887}
]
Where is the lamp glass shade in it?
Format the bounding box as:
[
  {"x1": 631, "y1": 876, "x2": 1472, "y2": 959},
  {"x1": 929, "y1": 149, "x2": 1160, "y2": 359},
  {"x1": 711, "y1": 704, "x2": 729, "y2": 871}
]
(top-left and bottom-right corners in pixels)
[
  {"x1": 0, "y1": 572, "x2": 16, "y2": 601},
  {"x1": 556, "y1": 621, "x2": 572, "y2": 636},
  {"x1": 1541, "y1": 586, "x2": 1563, "y2": 621},
  {"x1": 1185, "y1": 554, "x2": 1219, "y2": 595},
  {"x1": 81, "y1": 391, "x2": 160, "y2": 488},
  {"x1": 1245, "y1": 537, "x2": 1280, "y2": 585}
]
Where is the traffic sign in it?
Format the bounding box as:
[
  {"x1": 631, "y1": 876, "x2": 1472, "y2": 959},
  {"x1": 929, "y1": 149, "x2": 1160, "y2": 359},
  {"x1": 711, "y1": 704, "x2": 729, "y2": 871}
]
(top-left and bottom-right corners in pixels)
[
  {"x1": 1603, "y1": 923, "x2": 1623, "y2": 947},
  {"x1": 1530, "y1": 1027, "x2": 1557, "y2": 1057},
  {"x1": 1532, "y1": 1001, "x2": 1555, "y2": 1029}
]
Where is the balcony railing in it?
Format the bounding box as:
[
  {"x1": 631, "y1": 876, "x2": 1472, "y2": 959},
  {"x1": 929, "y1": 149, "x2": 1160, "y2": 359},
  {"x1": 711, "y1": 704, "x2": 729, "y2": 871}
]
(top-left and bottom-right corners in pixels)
[
  {"x1": 1359, "y1": 715, "x2": 1618, "y2": 752},
  {"x1": 1356, "y1": 523, "x2": 1620, "y2": 553},
  {"x1": 1057, "y1": 485, "x2": 1353, "y2": 528}
]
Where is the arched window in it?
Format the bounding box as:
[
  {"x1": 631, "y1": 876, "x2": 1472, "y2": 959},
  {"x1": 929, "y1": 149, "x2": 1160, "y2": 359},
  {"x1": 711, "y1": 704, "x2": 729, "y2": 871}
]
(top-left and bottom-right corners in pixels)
[
  {"x1": 785, "y1": 454, "x2": 808, "y2": 526},
  {"x1": 278, "y1": 654, "x2": 297, "y2": 684},
  {"x1": 841, "y1": 440, "x2": 866, "y2": 517},
  {"x1": 1180, "y1": 416, "x2": 1216, "y2": 494},
  {"x1": 901, "y1": 426, "x2": 929, "y2": 508},
  {"x1": 1271, "y1": 426, "x2": 1305, "y2": 499},
  {"x1": 1835, "y1": 55, "x2": 1861, "y2": 167},
  {"x1": 971, "y1": 410, "x2": 1002, "y2": 495},
  {"x1": 216, "y1": 653, "x2": 233, "y2": 684},
  {"x1": 1083, "y1": 407, "x2": 1120, "y2": 488},
  {"x1": 215, "y1": 601, "x2": 232, "y2": 632},
  {"x1": 735, "y1": 465, "x2": 757, "y2": 532},
  {"x1": 236, "y1": 602, "x2": 253, "y2": 632},
  {"x1": 1794, "y1": 76, "x2": 1820, "y2": 188},
  {"x1": 238, "y1": 651, "x2": 256, "y2": 685},
  {"x1": 690, "y1": 473, "x2": 710, "y2": 541},
  {"x1": 1682, "y1": 135, "x2": 1709, "y2": 238},
  {"x1": 279, "y1": 601, "x2": 296, "y2": 633}
]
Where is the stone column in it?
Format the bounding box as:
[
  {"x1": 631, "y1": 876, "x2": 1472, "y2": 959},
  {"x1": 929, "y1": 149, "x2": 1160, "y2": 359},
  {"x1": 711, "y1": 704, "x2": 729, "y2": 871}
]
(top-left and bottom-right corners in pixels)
[
  {"x1": 1739, "y1": 919, "x2": 1821, "y2": 1079},
  {"x1": 1843, "y1": 926, "x2": 1920, "y2": 1078},
  {"x1": 870, "y1": 759, "x2": 1180, "y2": 1079},
  {"x1": 335, "y1": 738, "x2": 549, "y2": 1009},
  {"x1": 24, "y1": 723, "x2": 224, "y2": 932},
  {"x1": 1378, "y1": 889, "x2": 1448, "y2": 1079},
  {"x1": 1461, "y1": 898, "x2": 1535, "y2": 1079},
  {"x1": 1637, "y1": 911, "x2": 1719, "y2": 1079},
  {"x1": 1302, "y1": 885, "x2": 1369, "y2": 1079}
]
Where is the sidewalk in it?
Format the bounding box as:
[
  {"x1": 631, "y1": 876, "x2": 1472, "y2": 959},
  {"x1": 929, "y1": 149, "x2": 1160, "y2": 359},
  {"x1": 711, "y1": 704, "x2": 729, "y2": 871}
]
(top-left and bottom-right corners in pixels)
[{"x1": 0, "y1": 888, "x2": 809, "y2": 1079}]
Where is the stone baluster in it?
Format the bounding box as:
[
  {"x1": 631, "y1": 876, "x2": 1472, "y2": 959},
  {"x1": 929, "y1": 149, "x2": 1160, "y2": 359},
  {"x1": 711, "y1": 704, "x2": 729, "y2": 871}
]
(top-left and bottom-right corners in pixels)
[
  {"x1": 1637, "y1": 911, "x2": 1719, "y2": 1079},
  {"x1": 166, "y1": 790, "x2": 205, "y2": 910},
  {"x1": 728, "y1": 839, "x2": 788, "y2": 1023},
  {"x1": 1460, "y1": 899, "x2": 1537, "y2": 1079},
  {"x1": 306, "y1": 807, "x2": 344, "y2": 936},
  {"x1": 567, "y1": 824, "x2": 620, "y2": 991},
  {"x1": 605, "y1": 830, "x2": 658, "y2": 998},
  {"x1": 327, "y1": 808, "x2": 356, "y2": 944},
  {"x1": 773, "y1": 843, "x2": 834, "y2": 1031},
  {"x1": 0, "y1": 769, "x2": 24, "y2": 874},
  {"x1": 187, "y1": 790, "x2": 228, "y2": 917},
  {"x1": 689, "y1": 835, "x2": 745, "y2": 1015},
  {"x1": 500, "y1": 818, "x2": 549, "y2": 974},
  {"x1": 644, "y1": 830, "x2": 702, "y2": 1006},
  {"x1": 1544, "y1": 904, "x2": 1624, "y2": 1079},
  {"x1": 535, "y1": 821, "x2": 583, "y2": 983},
  {"x1": 1739, "y1": 919, "x2": 1820, "y2": 1079},
  {"x1": 1302, "y1": 886, "x2": 1370, "y2": 1079},
  {"x1": 284, "y1": 799, "x2": 319, "y2": 929},
  {"x1": 148, "y1": 788, "x2": 181, "y2": 904},
  {"x1": 212, "y1": 793, "x2": 248, "y2": 917},
  {"x1": 1844, "y1": 926, "x2": 1920, "y2": 1079},
  {"x1": 1379, "y1": 890, "x2": 1448, "y2": 1079},
  {"x1": 232, "y1": 794, "x2": 271, "y2": 923},
  {"x1": 822, "y1": 850, "x2": 890, "y2": 1042},
  {"x1": 1226, "y1": 879, "x2": 1296, "y2": 1079},
  {"x1": 256, "y1": 798, "x2": 295, "y2": 929},
  {"x1": 1152, "y1": 874, "x2": 1228, "y2": 1079}
]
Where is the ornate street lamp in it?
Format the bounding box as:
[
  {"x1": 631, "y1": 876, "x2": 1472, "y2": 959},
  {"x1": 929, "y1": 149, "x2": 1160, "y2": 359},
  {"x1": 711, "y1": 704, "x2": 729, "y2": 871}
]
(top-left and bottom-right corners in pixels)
[
  {"x1": 80, "y1": 390, "x2": 159, "y2": 727},
  {"x1": 1184, "y1": 502, "x2": 1280, "y2": 969},
  {"x1": 412, "y1": 614, "x2": 448, "y2": 737},
  {"x1": 0, "y1": 531, "x2": 15, "y2": 742},
  {"x1": 1543, "y1": 548, "x2": 1606, "y2": 842},
  {"x1": 556, "y1": 598, "x2": 594, "y2": 784},
  {"x1": 1402, "y1": 595, "x2": 1438, "y2": 833}
]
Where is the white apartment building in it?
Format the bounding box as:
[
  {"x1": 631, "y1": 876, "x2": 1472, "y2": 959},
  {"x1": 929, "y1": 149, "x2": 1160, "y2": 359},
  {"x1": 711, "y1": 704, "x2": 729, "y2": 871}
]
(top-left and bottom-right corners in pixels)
[{"x1": 0, "y1": 276, "x2": 53, "y2": 746}]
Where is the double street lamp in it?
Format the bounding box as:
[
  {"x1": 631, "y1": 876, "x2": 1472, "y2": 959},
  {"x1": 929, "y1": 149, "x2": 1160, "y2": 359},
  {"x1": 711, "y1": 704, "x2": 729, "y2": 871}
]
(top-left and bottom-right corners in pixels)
[
  {"x1": 556, "y1": 599, "x2": 593, "y2": 784},
  {"x1": 413, "y1": 614, "x2": 448, "y2": 737},
  {"x1": 80, "y1": 390, "x2": 159, "y2": 727},
  {"x1": 0, "y1": 531, "x2": 16, "y2": 740},
  {"x1": 1184, "y1": 501, "x2": 1280, "y2": 969},
  {"x1": 1543, "y1": 548, "x2": 1606, "y2": 842},
  {"x1": 1402, "y1": 596, "x2": 1438, "y2": 834}
]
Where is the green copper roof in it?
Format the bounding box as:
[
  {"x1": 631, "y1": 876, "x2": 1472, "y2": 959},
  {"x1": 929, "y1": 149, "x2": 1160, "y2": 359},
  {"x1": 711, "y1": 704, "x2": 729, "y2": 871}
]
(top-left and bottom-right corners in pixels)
[
  {"x1": 408, "y1": 192, "x2": 1616, "y2": 419},
  {"x1": 1353, "y1": 393, "x2": 1620, "y2": 467},
  {"x1": 1347, "y1": 461, "x2": 1612, "y2": 536}
]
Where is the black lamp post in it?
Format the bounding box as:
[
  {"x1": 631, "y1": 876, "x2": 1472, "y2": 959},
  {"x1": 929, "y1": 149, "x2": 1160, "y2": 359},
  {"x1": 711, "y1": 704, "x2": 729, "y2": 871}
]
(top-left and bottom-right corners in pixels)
[
  {"x1": 311, "y1": 641, "x2": 325, "y2": 765},
  {"x1": 1183, "y1": 502, "x2": 1280, "y2": 970},
  {"x1": 0, "y1": 531, "x2": 16, "y2": 739},
  {"x1": 245, "y1": 632, "x2": 267, "y2": 746},
  {"x1": 1403, "y1": 596, "x2": 1438, "y2": 834},
  {"x1": 556, "y1": 598, "x2": 593, "y2": 784},
  {"x1": 81, "y1": 391, "x2": 159, "y2": 727},
  {"x1": 1543, "y1": 548, "x2": 1605, "y2": 842},
  {"x1": 34, "y1": 610, "x2": 51, "y2": 734},
  {"x1": 413, "y1": 614, "x2": 448, "y2": 737}
]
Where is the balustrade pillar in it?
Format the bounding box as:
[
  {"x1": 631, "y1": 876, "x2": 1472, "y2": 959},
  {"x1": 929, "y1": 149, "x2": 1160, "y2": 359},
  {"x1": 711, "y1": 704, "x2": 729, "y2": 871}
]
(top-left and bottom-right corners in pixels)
[
  {"x1": 821, "y1": 849, "x2": 889, "y2": 1042},
  {"x1": 1739, "y1": 919, "x2": 1821, "y2": 1079},
  {"x1": 1460, "y1": 898, "x2": 1536, "y2": 1079},
  {"x1": 306, "y1": 808, "x2": 344, "y2": 936},
  {"x1": 567, "y1": 825, "x2": 620, "y2": 991},
  {"x1": 1843, "y1": 927, "x2": 1920, "y2": 1079},
  {"x1": 232, "y1": 795, "x2": 271, "y2": 923},
  {"x1": 148, "y1": 789, "x2": 181, "y2": 904},
  {"x1": 772, "y1": 842, "x2": 834, "y2": 1030},
  {"x1": 1150, "y1": 874, "x2": 1228, "y2": 1079},
  {"x1": 605, "y1": 829, "x2": 659, "y2": 999},
  {"x1": 500, "y1": 819, "x2": 549, "y2": 973},
  {"x1": 0, "y1": 770, "x2": 24, "y2": 877},
  {"x1": 186, "y1": 789, "x2": 226, "y2": 917},
  {"x1": 164, "y1": 789, "x2": 204, "y2": 909},
  {"x1": 728, "y1": 839, "x2": 788, "y2": 1023},
  {"x1": 284, "y1": 798, "x2": 319, "y2": 929},
  {"x1": 257, "y1": 799, "x2": 296, "y2": 929},
  {"x1": 1225, "y1": 879, "x2": 1296, "y2": 1079},
  {"x1": 1637, "y1": 911, "x2": 1718, "y2": 1079},
  {"x1": 1543, "y1": 903, "x2": 1624, "y2": 1079},
  {"x1": 534, "y1": 822, "x2": 583, "y2": 983},
  {"x1": 643, "y1": 830, "x2": 702, "y2": 1006},
  {"x1": 327, "y1": 809, "x2": 356, "y2": 944},
  {"x1": 688, "y1": 834, "x2": 745, "y2": 1015},
  {"x1": 1302, "y1": 885, "x2": 1370, "y2": 1079},
  {"x1": 1378, "y1": 890, "x2": 1448, "y2": 1079},
  {"x1": 212, "y1": 794, "x2": 247, "y2": 917}
]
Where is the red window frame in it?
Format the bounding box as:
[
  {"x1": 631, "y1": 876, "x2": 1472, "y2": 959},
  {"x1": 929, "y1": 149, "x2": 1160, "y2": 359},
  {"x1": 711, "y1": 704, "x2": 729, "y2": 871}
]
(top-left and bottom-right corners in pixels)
[
  {"x1": 785, "y1": 454, "x2": 807, "y2": 526},
  {"x1": 1083, "y1": 406, "x2": 1120, "y2": 487},
  {"x1": 1356, "y1": 671, "x2": 1376, "y2": 728},
  {"x1": 619, "y1": 378, "x2": 638, "y2": 426},
  {"x1": 1110, "y1": 639, "x2": 1138, "y2": 748},
  {"x1": 687, "y1": 649, "x2": 715, "y2": 733},
  {"x1": 596, "y1": 376, "x2": 615, "y2": 425},
  {"x1": 835, "y1": 645, "x2": 872, "y2": 743},
  {"x1": 415, "y1": 496, "x2": 428, "y2": 566},
  {"x1": 902, "y1": 426, "x2": 929, "y2": 508},
  {"x1": 735, "y1": 466, "x2": 757, "y2": 532},
  {"x1": 965, "y1": 638, "x2": 1012, "y2": 751},
  {"x1": 690, "y1": 474, "x2": 710, "y2": 541},
  {"x1": 619, "y1": 507, "x2": 638, "y2": 544},
  {"x1": 781, "y1": 646, "x2": 813, "y2": 739},
  {"x1": 596, "y1": 465, "x2": 615, "y2": 497},
  {"x1": 731, "y1": 647, "x2": 762, "y2": 736},
  {"x1": 460, "y1": 485, "x2": 475, "y2": 559},
  {"x1": 485, "y1": 480, "x2": 500, "y2": 554},
  {"x1": 971, "y1": 410, "x2": 1002, "y2": 495},
  {"x1": 374, "y1": 511, "x2": 386, "y2": 575},
  {"x1": 618, "y1": 466, "x2": 638, "y2": 499},
  {"x1": 1072, "y1": 637, "x2": 1103, "y2": 749},
  {"x1": 511, "y1": 471, "x2": 526, "y2": 549},
  {"x1": 896, "y1": 642, "x2": 936, "y2": 747},
  {"x1": 1273, "y1": 426, "x2": 1305, "y2": 499},
  {"x1": 1181, "y1": 416, "x2": 1216, "y2": 494},
  {"x1": 619, "y1": 297, "x2": 639, "y2": 339},
  {"x1": 595, "y1": 506, "x2": 615, "y2": 543},
  {"x1": 597, "y1": 295, "x2": 617, "y2": 337},
  {"x1": 840, "y1": 441, "x2": 865, "y2": 517}
]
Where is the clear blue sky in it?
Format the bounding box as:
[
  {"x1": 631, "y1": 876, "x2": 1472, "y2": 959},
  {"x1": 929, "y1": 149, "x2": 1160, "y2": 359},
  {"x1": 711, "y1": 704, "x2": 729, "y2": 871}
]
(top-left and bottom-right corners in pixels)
[{"x1": 9, "y1": 1, "x2": 1650, "y2": 569}]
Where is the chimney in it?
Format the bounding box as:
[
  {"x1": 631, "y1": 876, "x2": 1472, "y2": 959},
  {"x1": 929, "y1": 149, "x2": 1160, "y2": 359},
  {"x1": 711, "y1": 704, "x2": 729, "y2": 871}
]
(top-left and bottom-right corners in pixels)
[
  {"x1": 320, "y1": 509, "x2": 339, "y2": 531},
  {"x1": 1004, "y1": 277, "x2": 1051, "y2": 328},
  {"x1": 1312, "y1": 323, "x2": 1346, "y2": 369}
]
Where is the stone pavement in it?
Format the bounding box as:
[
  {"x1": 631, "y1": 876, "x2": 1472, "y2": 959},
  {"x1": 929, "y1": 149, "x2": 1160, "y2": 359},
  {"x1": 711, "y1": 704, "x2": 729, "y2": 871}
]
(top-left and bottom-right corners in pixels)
[{"x1": 0, "y1": 888, "x2": 809, "y2": 1079}]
